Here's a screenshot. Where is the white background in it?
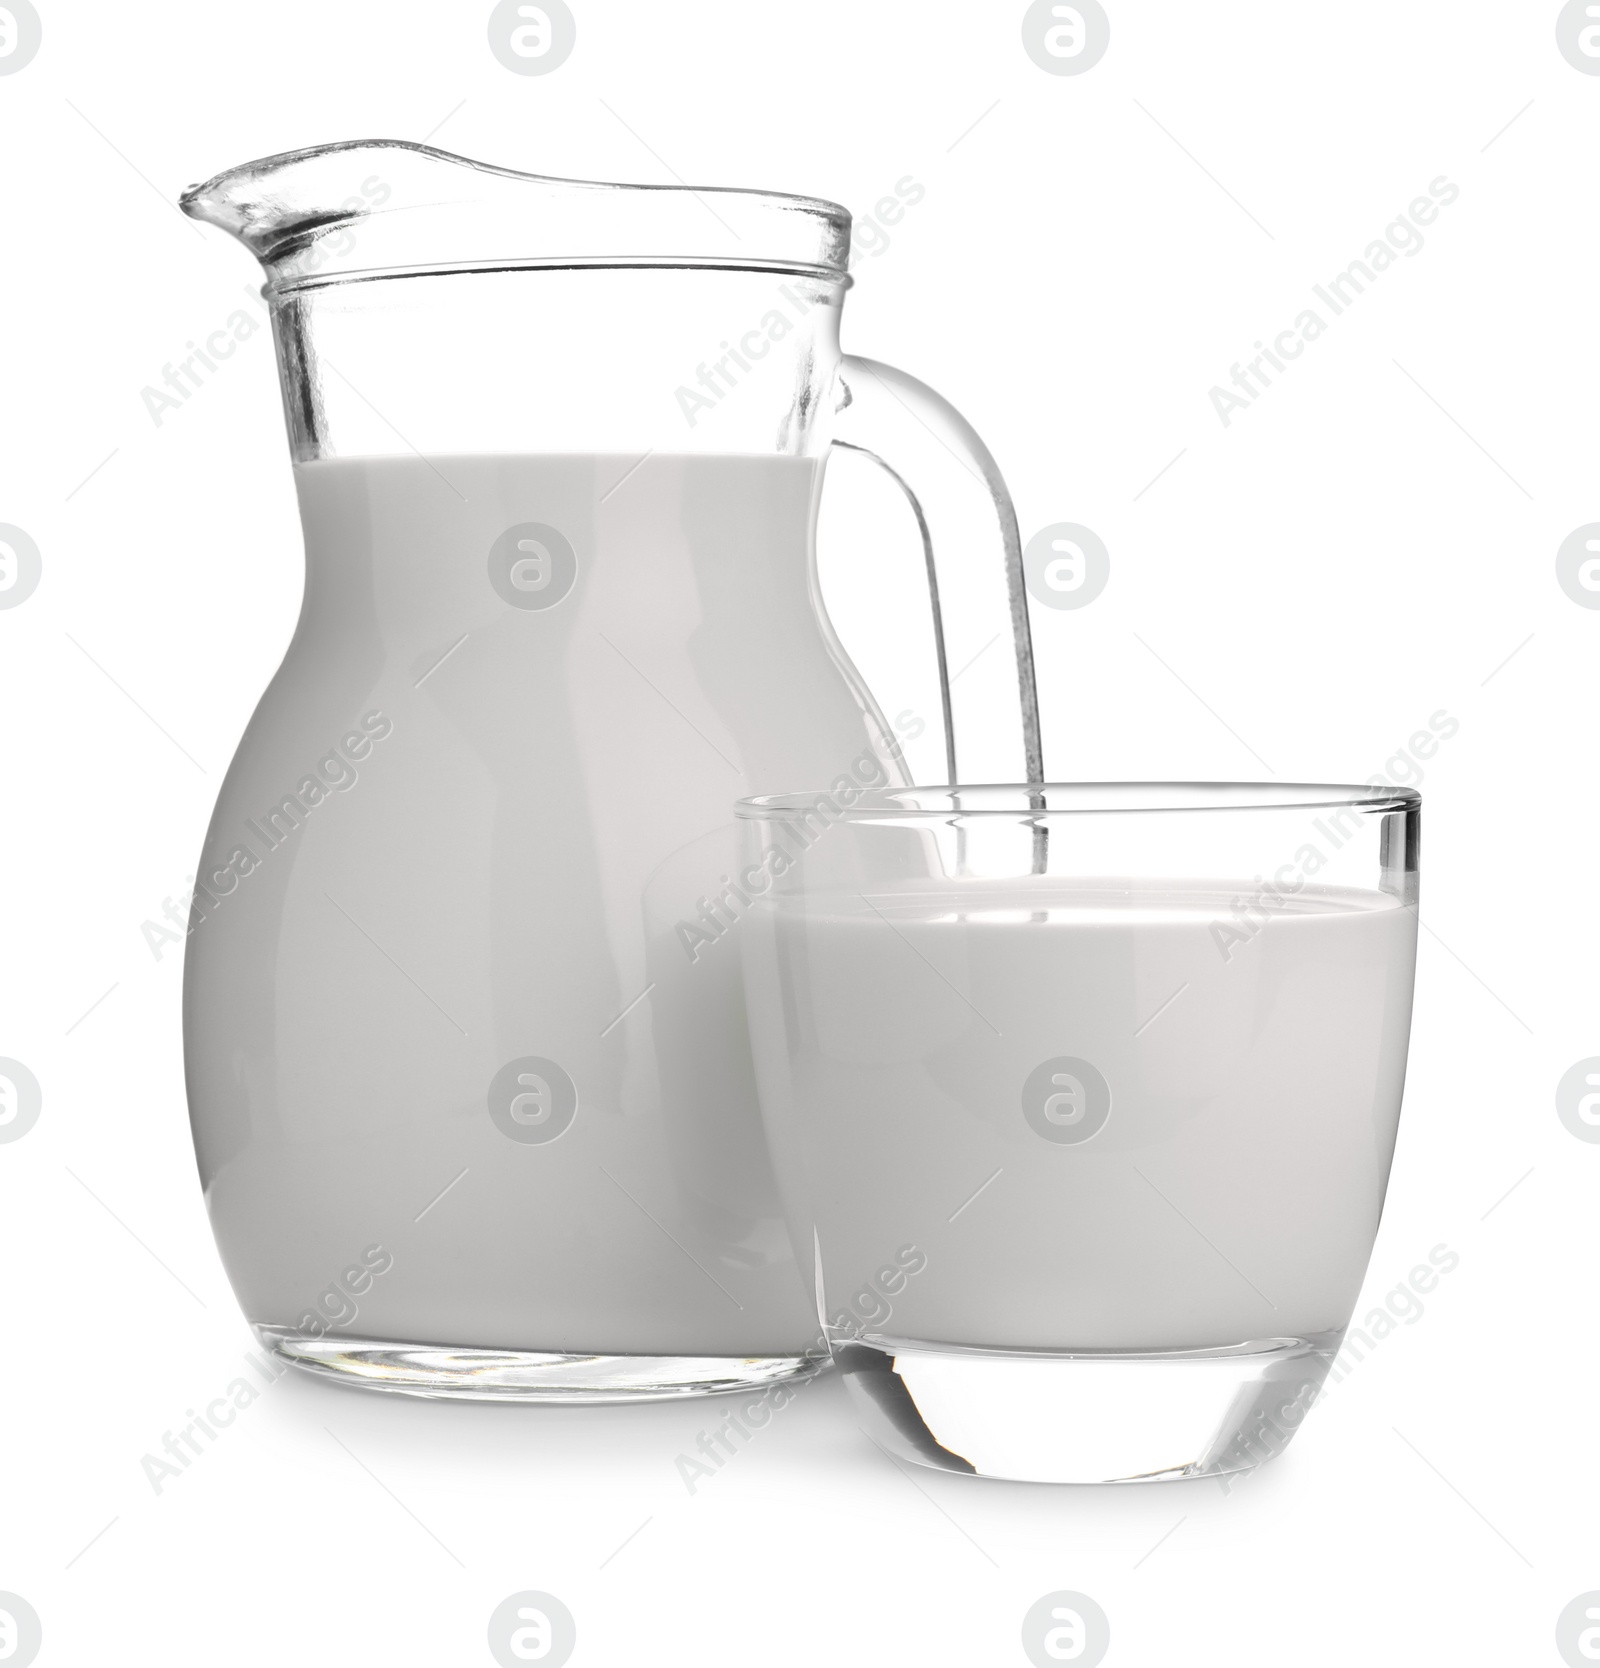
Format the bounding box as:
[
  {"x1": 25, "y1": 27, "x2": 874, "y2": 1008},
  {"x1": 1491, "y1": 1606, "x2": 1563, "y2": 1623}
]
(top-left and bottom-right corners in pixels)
[{"x1": 1, "y1": 2, "x2": 1595, "y2": 1663}]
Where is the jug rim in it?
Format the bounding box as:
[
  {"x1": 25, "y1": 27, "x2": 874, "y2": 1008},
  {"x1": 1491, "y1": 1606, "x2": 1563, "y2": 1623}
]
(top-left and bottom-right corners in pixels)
[
  {"x1": 180, "y1": 140, "x2": 855, "y2": 293},
  {"x1": 736, "y1": 783, "x2": 1423, "y2": 819}
]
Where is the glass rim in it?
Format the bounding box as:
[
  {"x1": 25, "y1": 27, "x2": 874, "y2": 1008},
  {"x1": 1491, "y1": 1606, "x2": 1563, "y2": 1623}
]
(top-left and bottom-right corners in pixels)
[{"x1": 735, "y1": 781, "x2": 1423, "y2": 820}]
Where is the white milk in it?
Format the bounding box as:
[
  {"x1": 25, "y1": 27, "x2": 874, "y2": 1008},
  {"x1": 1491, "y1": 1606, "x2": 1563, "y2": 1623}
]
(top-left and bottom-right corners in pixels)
[
  {"x1": 742, "y1": 879, "x2": 1417, "y2": 1353},
  {"x1": 185, "y1": 454, "x2": 911, "y2": 1356}
]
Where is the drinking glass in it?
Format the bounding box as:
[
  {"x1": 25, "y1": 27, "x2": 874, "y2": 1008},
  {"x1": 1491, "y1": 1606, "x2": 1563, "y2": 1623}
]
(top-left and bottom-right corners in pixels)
[{"x1": 736, "y1": 783, "x2": 1421, "y2": 1483}]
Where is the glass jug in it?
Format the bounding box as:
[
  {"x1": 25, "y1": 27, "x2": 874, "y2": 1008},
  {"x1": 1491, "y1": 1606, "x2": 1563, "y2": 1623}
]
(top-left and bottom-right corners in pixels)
[{"x1": 179, "y1": 141, "x2": 1041, "y2": 1400}]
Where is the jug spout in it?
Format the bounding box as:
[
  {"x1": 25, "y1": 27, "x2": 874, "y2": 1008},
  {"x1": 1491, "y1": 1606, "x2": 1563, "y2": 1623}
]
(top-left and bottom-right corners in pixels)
[
  {"x1": 178, "y1": 139, "x2": 398, "y2": 260},
  {"x1": 179, "y1": 140, "x2": 852, "y2": 291}
]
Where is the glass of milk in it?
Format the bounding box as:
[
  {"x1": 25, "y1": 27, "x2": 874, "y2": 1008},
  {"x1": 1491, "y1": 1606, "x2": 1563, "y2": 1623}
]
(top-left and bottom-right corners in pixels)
[{"x1": 736, "y1": 783, "x2": 1420, "y2": 1483}]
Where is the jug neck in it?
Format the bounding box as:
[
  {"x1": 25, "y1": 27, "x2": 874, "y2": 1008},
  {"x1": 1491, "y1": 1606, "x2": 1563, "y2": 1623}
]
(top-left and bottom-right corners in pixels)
[{"x1": 181, "y1": 142, "x2": 854, "y2": 463}]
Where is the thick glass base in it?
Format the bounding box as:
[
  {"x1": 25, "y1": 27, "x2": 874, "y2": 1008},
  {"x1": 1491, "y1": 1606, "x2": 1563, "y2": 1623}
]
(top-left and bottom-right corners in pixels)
[
  {"x1": 256, "y1": 1327, "x2": 829, "y2": 1403},
  {"x1": 837, "y1": 1331, "x2": 1343, "y2": 1483}
]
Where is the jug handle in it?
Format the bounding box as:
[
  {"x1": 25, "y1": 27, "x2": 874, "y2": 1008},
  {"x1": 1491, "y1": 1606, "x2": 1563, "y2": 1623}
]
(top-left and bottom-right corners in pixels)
[{"x1": 830, "y1": 356, "x2": 1043, "y2": 787}]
